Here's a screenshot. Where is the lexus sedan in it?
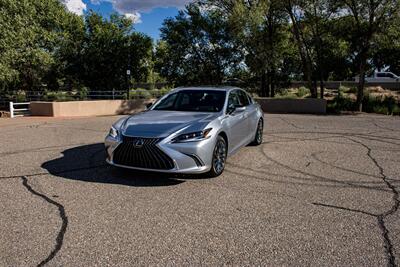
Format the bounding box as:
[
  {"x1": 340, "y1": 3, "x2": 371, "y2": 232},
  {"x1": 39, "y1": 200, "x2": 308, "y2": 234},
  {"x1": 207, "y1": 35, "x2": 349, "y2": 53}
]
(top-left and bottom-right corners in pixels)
[{"x1": 105, "y1": 87, "x2": 264, "y2": 177}]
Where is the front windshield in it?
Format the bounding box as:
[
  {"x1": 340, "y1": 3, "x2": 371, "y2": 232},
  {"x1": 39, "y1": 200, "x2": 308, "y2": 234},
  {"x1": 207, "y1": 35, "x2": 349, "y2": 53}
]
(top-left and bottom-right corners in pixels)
[{"x1": 153, "y1": 90, "x2": 226, "y2": 112}]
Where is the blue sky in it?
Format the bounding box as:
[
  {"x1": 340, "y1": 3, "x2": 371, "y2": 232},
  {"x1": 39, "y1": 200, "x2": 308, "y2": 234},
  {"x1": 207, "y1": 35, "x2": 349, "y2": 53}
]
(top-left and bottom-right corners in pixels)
[{"x1": 62, "y1": 0, "x2": 192, "y2": 40}]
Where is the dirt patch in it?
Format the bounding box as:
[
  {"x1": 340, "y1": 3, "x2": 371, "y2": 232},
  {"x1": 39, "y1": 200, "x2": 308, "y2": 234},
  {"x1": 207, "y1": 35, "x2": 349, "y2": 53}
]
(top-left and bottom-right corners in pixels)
[{"x1": 0, "y1": 111, "x2": 11, "y2": 118}]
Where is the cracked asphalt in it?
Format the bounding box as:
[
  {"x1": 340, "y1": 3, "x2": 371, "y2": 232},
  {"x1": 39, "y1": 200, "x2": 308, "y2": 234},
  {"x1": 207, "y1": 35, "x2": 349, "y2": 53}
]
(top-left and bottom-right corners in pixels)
[{"x1": 0, "y1": 114, "x2": 399, "y2": 266}]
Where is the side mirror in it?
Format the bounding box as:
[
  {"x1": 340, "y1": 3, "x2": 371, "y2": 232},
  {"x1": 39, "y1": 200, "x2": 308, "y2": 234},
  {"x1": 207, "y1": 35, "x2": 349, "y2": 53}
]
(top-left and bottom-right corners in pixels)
[
  {"x1": 235, "y1": 106, "x2": 246, "y2": 113},
  {"x1": 227, "y1": 103, "x2": 236, "y2": 114},
  {"x1": 227, "y1": 104, "x2": 245, "y2": 115},
  {"x1": 146, "y1": 102, "x2": 153, "y2": 109}
]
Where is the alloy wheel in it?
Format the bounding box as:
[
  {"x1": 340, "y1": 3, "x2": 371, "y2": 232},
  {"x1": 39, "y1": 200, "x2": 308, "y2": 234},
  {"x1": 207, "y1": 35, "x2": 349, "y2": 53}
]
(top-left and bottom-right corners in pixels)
[
  {"x1": 256, "y1": 120, "x2": 263, "y2": 144},
  {"x1": 213, "y1": 139, "x2": 227, "y2": 174}
]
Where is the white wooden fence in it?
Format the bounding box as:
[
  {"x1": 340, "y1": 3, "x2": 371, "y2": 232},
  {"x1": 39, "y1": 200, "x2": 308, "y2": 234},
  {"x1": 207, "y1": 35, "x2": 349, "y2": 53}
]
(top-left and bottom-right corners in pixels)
[{"x1": 9, "y1": 102, "x2": 30, "y2": 118}]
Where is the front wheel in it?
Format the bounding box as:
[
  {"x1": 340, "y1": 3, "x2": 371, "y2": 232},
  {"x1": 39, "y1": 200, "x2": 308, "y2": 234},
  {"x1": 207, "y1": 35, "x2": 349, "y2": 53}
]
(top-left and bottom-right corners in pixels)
[
  {"x1": 207, "y1": 136, "x2": 227, "y2": 177},
  {"x1": 251, "y1": 119, "x2": 263, "y2": 146}
]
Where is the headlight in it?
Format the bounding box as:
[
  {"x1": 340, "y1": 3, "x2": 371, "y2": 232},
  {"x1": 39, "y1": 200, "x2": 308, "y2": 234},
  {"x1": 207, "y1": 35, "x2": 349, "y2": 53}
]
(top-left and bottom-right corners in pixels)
[
  {"x1": 172, "y1": 128, "x2": 212, "y2": 143},
  {"x1": 109, "y1": 126, "x2": 119, "y2": 138}
]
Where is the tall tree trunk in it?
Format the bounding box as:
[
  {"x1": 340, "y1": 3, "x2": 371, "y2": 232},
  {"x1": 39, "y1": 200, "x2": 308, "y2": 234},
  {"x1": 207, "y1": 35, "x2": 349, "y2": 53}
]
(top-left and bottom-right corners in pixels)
[
  {"x1": 320, "y1": 79, "x2": 324, "y2": 99},
  {"x1": 312, "y1": 2, "x2": 325, "y2": 99},
  {"x1": 318, "y1": 56, "x2": 324, "y2": 99},
  {"x1": 287, "y1": 5, "x2": 316, "y2": 98},
  {"x1": 357, "y1": 59, "x2": 367, "y2": 112},
  {"x1": 266, "y1": 70, "x2": 271, "y2": 97},
  {"x1": 270, "y1": 68, "x2": 276, "y2": 97},
  {"x1": 267, "y1": 15, "x2": 275, "y2": 98},
  {"x1": 304, "y1": 61, "x2": 315, "y2": 97},
  {"x1": 260, "y1": 72, "x2": 267, "y2": 97},
  {"x1": 312, "y1": 79, "x2": 318, "y2": 97},
  {"x1": 316, "y1": 40, "x2": 324, "y2": 99}
]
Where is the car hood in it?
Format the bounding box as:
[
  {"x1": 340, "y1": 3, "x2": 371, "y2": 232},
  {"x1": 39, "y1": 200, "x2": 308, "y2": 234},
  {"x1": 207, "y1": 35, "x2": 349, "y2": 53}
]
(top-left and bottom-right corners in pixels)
[{"x1": 121, "y1": 110, "x2": 218, "y2": 138}]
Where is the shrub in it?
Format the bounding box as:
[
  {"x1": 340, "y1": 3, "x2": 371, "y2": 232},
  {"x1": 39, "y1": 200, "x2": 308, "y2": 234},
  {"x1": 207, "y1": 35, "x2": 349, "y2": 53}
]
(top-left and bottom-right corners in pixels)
[
  {"x1": 327, "y1": 89, "x2": 356, "y2": 113},
  {"x1": 348, "y1": 87, "x2": 358, "y2": 94},
  {"x1": 276, "y1": 88, "x2": 289, "y2": 97},
  {"x1": 159, "y1": 87, "x2": 171, "y2": 96},
  {"x1": 382, "y1": 95, "x2": 397, "y2": 114},
  {"x1": 15, "y1": 93, "x2": 27, "y2": 102},
  {"x1": 274, "y1": 94, "x2": 298, "y2": 99},
  {"x1": 362, "y1": 94, "x2": 399, "y2": 115},
  {"x1": 393, "y1": 105, "x2": 400, "y2": 116},
  {"x1": 46, "y1": 91, "x2": 74, "y2": 102},
  {"x1": 338, "y1": 85, "x2": 357, "y2": 94},
  {"x1": 78, "y1": 87, "x2": 89, "y2": 100},
  {"x1": 130, "y1": 89, "x2": 152, "y2": 100},
  {"x1": 296, "y1": 86, "x2": 308, "y2": 97}
]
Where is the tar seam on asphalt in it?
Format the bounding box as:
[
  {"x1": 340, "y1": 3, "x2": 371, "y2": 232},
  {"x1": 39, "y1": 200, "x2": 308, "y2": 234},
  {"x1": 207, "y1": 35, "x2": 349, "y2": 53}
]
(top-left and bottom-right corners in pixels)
[{"x1": 20, "y1": 176, "x2": 68, "y2": 267}]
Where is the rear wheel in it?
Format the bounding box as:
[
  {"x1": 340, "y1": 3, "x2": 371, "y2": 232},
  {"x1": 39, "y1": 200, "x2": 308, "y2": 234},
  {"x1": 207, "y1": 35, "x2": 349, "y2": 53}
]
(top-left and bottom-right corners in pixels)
[
  {"x1": 207, "y1": 136, "x2": 227, "y2": 177},
  {"x1": 252, "y1": 119, "x2": 263, "y2": 145}
]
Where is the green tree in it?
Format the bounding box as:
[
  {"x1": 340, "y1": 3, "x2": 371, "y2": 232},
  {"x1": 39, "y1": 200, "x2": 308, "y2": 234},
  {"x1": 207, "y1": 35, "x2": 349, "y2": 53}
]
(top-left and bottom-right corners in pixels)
[
  {"x1": 157, "y1": 3, "x2": 243, "y2": 86},
  {"x1": 337, "y1": 0, "x2": 400, "y2": 111},
  {"x1": 50, "y1": 12, "x2": 86, "y2": 91},
  {"x1": 282, "y1": 0, "x2": 318, "y2": 97},
  {"x1": 0, "y1": 0, "x2": 77, "y2": 93},
  {"x1": 227, "y1": 0, "x2": 291, "y2": 97},
  {"x1": 129, "y1": 32, "x2": 153, "y2": 84},
  {"x1": 371, "y1": 16, "x2": 400, "y2": 74},
  {"x1": 82, "y1": 12, "x2": 152, "y2": 91}
]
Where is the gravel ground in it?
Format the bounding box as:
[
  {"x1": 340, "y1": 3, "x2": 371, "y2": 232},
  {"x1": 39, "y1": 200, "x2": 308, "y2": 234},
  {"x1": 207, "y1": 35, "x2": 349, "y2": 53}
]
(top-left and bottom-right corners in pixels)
[{"x1": 0, "y1": 114, "x2": 399, "y2": 266}]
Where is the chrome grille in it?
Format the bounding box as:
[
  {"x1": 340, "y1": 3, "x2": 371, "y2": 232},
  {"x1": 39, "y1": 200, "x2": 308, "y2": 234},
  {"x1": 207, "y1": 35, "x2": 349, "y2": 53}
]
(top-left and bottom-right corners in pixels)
[{"x1": 113, "y1": 136, "x2": 175, "y2": 170}]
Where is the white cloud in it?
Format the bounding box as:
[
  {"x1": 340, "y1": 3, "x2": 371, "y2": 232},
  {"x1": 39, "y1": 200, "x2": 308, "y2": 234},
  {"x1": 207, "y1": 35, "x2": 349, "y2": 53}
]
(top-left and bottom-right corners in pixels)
[
  {"x1": 125, "y1": 12, "x2": 142, "y2": 24},
  {"x1": 110, "y1": 0, "x2": 192, "y2": 12},
  {"x1": 90, "y1": 0, "x2": 193, "y2": 24},
  {"x1": 62, "y1": 0, "x2": 87, "y2": 15}
]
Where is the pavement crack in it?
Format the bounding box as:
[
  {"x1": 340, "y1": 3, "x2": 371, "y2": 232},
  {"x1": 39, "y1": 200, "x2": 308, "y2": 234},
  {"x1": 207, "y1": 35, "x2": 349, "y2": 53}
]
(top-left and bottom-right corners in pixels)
[
  {"x1": 370, "y1": 120, "x2": 399, "y2": 133},
  {"x1": 0, "y1": 142, "x2": 88, "y2": 157},
  {"x1": 312, "y1": 201, "x2": 397, "y2": 267},
  {"x1": 278, "y1": 117, "x2": 303, "y2": 129},
  {"x1": 349, "y1": 138, "x2": 399, "y2": 267},
  {"x1": 0, "y1": 164, "x2": 108, "y2": 180},
  {"x1": 263, "y1": 133, "x2": 399, "y2": 266},
  {"x1": 21, "y1": 176, "x2": 68, "y2": 267},
  {"x1": 259, "y1": 146, "x2": 389, "y2": 192},
  {"x1": 312, "y1": 202, "x2": 377, "y2": 217}
]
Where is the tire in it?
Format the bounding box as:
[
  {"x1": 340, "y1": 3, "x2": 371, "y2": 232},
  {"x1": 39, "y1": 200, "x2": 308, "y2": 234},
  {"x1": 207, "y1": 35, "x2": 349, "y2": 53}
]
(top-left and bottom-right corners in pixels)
[
  {"x1": 207, "y1": 136, "x2": 227, "y2": 177},
  {"x1": 251, "y1": 119, "x2": 263, "y2": 146}
]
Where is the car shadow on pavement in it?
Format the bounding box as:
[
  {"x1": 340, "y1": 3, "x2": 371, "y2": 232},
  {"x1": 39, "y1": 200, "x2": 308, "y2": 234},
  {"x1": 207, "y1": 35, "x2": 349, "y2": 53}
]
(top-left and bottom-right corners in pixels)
[{"x1": 41, "y1": 143, "x2": 185, "y2": 187}]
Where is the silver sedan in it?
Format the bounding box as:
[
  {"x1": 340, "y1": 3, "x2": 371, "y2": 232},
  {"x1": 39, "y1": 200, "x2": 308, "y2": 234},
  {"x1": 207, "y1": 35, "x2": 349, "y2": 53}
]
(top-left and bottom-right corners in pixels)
[{"x1": 105, "y1": 87, "x2": 264, "y2": 177}]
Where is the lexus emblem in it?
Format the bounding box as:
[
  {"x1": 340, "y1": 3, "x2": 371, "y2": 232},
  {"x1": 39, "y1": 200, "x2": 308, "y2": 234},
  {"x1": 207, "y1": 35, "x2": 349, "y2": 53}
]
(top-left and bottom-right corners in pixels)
[{"x1": 133, "y1": 138, "x2": 144, "y2": 148}]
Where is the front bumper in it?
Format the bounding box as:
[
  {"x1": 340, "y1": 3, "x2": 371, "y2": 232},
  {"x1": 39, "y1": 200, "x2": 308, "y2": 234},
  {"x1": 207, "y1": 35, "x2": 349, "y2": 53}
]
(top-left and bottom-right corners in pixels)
[{"x1": 105, "y1": 134, "x2": 216, "y2": 174}]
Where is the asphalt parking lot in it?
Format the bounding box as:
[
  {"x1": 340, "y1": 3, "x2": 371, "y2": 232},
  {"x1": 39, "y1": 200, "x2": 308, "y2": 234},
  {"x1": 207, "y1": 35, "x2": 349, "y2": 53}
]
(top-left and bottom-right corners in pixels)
[{"x1": 0, "y1": 114, "x2": 399, "y2": 266}]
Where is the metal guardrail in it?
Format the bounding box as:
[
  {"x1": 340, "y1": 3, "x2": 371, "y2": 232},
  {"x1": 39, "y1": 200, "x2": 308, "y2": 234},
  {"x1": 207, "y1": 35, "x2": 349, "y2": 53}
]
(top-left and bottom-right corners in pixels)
[
  {"x1": 0, "y1": 90, "x2": 172, "y2": 112},
  {"x1": 291, "y1": 81, "x2": 400, "y2": 90},
  {"x1": 1, "y1": 90, "x2": 169, "y2": 109},
  {"x1": 9, "y1": 102, "x2": 30, "y2": 118}
]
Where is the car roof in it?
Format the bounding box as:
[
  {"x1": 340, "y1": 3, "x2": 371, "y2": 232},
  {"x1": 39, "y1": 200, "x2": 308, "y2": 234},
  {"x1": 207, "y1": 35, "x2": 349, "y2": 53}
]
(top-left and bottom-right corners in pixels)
[{"x1": 172, "y1": 86, "x2": 242, "y2": 93}]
